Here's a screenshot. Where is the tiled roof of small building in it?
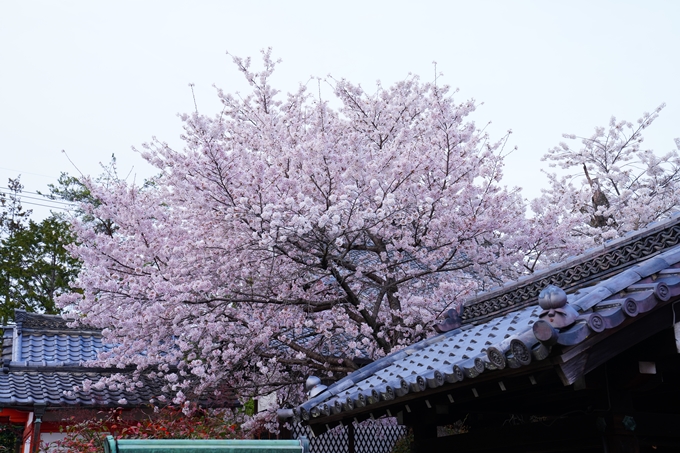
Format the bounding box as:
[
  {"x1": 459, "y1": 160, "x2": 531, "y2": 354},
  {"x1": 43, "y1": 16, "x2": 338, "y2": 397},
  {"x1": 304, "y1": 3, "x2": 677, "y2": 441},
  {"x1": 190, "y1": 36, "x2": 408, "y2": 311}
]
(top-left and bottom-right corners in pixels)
[
  {"x1": 0, "y1": 369, "x2": 161, "y2": 408},
  {"x1": 18, "y1": 332, "x2": 108, "y2": 365},
  {"x1": 3, "y1": 310, "x2": 112, "y2": 366},
  {"x1": 1, "y1": 310, "x2": 241, "y2": 410},
  {"x1": 0, "y1": 311, "x2": 152, "y2": 409},
  {"x1": 290, "y1": 214, "x2": 680, "y2": 429}
]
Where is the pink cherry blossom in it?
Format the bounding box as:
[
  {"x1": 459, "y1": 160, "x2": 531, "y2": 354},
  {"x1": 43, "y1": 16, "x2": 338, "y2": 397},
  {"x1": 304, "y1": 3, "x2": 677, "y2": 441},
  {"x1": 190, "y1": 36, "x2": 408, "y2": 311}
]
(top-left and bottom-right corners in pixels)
[
  {"x1": 60, "y1": 50, "x2": 531, "y2": 406},
  {"x1": 528, "y1": 104, "x2": 680, "y2": 268}
]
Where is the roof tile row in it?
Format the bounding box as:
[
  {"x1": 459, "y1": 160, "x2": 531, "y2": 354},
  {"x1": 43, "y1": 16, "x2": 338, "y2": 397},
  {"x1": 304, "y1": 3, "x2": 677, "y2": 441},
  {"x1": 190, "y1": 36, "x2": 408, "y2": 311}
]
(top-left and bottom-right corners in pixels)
[
  {"x1": 293, "y1": 241, "x2": 680, "y2": 426},
  {"x1": 0, "y1": 370, "x2": 160, "y2": 407}
]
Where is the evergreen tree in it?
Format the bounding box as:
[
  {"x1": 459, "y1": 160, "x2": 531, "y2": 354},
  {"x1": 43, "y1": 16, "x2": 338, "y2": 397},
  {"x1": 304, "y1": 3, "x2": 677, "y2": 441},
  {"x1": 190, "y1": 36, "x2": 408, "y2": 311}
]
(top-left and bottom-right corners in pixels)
[{"x1": 0, "y1": 177, "x2": 80, "y2": 324}]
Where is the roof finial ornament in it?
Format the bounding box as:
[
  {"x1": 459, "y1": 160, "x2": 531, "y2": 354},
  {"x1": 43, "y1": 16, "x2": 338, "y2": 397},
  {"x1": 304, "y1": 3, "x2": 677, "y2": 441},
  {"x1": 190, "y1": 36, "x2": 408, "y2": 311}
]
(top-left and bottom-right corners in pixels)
[
  {"x1": 305, "y1": 376, "x2": 327, "y2": 399},
  {"x1": 537, "y1": 285, "x2": 578, "y2": 329},
  {"x1": 538, "y1": 285, "x2": 567, "y2": 310},
  {"x1": 433, "y1": 304, "x2": 463, "y2": 333}
]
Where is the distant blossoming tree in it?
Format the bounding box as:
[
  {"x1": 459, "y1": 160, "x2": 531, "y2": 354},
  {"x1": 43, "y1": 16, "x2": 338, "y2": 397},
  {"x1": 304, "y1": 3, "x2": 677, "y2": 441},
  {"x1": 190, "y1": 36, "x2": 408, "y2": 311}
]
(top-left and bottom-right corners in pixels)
[
  {"x1": 528, "y1": 104, "x2": 680, "y2": 266},
  {"x1": 60, "y1": 50, "x2": 530, "y2": 407}
]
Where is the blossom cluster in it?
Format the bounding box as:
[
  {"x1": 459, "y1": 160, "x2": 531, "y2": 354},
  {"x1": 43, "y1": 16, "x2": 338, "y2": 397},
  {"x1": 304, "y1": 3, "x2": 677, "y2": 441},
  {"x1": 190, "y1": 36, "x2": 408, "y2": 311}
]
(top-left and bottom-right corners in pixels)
[{"x1": 60, "y1": 50, "x2": 530, "y2": 406}]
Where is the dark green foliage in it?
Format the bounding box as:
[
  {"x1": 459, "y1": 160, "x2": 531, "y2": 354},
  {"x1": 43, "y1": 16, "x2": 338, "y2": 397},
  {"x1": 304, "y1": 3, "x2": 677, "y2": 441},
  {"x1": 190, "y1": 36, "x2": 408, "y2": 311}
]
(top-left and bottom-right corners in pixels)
[
  {"x1": 42, "y1": 161, "x2": 121, "y2": 237},
  {"x1": 0, "y1": 216, "x2": 81, "y2": 323},
  {"x1": 0, "y1": 424, "x2": 20, "y2": 452},
  {"x1": 0, "y1": 177, "x2": 31, "y2": 235},
  {"x1": 0, "y1": 177, "x2": 80, "y2": 324}
]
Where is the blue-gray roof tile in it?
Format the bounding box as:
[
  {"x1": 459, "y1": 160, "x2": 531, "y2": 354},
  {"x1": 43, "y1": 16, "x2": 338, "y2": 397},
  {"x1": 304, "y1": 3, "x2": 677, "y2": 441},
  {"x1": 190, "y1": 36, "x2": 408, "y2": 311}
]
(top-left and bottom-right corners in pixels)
[
  {"x1": 292, "y1": 214, "x2": 680, "y2": 428},
  {"x1": 19, "y1": 332, "x2": 109, "y2": 363},
  {"x1": 0, "y1": 370, "x2": 161, "y2": 407}
]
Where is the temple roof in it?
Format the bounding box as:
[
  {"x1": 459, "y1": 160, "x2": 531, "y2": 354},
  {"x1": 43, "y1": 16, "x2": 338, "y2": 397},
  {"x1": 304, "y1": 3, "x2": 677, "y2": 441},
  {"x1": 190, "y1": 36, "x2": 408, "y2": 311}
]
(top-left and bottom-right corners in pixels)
[
  {"x1": 0, "y1": 369, "x2": 161, "y2": 408},
  {"x1": 289, "y1": 214, "x2": 680, "y2": 431},
  {"x1": 3, "y1": 310, "x2": 111, "y2": 367},
  {"x1": 1, "y1": 310, "x2": 238, "y2": 409},
  {"x1": 14, "y1": 309, "x2": 90, "y2": 331},
  {"x1": 460, "y1": 213, "x2": 680, "y2": 324}
]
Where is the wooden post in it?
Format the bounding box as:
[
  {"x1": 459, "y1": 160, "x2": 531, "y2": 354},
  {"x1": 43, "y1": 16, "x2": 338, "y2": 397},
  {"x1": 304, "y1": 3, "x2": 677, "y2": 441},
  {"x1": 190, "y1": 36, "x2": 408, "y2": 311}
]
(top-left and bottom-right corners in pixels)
[
  {"x1": 278, "y1": 421, "x2": 291, "y2": 440},
  {"x1": 411, "y1": 423, "x2": 437, "y2": 453},
  {"x1": 603, "y1": 364, "x2": 640, "y2": 453},
  {"x1": 347, "y1": 422, "x2": 355, "y2": 453}
]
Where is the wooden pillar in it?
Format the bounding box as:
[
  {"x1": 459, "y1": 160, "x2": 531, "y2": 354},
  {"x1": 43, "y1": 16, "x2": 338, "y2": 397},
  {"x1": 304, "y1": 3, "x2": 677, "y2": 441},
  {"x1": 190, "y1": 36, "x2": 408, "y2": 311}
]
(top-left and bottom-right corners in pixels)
[
  {"x1": 411, "y1": 422, "x2": 437, "y2": 453},
  {"x1": 347, "y1": 422, "x2": 355, "y2": 453},
  {"x1": 278, "y1": 421, "x2": 291, "y2": 440},
  {"x1": 603, "y1": 415, "x2": 639, "y2": 453},
  {"x1": 603, "y1": 365, "x2": 639, "y2": 453}
]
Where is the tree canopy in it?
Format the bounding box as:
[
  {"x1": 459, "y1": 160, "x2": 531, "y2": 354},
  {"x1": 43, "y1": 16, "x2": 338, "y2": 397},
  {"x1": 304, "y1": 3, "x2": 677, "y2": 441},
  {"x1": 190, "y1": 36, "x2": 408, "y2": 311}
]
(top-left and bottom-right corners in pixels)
[
  {"x1": 60, "y1": 51, "x2": 679, "y2": 416},
  {"x1": 60, "y1": 50, "x2": 531, "y2": 407},
  {"x1": 0, "y1": 177, "x2": 80, "y2": 324},
  {"x1": 531, "y1": 104, "x2": 680, "y2": 257}
]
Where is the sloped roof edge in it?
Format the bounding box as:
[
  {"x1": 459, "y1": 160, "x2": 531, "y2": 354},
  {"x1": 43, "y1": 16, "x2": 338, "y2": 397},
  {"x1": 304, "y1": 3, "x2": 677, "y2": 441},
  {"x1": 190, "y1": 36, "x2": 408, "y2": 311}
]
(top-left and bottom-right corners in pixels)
[
  {"x1": 287, "y1": 216, "x2": 680, "y2": 431},
  {"x1": 462, "y1": 213, "x2": 680, "y2": 324},
  {"x1": 14, "y1": 309, "x2": 98, "y2": 333}
]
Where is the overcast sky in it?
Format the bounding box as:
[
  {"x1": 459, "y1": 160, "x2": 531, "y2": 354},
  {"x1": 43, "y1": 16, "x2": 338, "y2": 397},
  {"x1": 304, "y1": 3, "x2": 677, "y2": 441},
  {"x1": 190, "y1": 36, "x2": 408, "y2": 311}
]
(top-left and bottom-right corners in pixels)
[{"x1": 1, "y1": 1, "x2": 678, "y2": 218}]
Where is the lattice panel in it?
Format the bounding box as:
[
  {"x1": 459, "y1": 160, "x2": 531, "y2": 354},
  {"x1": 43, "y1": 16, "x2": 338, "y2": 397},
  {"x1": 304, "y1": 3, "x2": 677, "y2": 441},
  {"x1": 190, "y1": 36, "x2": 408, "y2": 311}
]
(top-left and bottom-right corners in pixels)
[
  {"x1": 354, "y1": 423, "x2": 407, "y2": 453},
  {"x1": 292, "y1": 422, "x2": 407, "y2": 453}
]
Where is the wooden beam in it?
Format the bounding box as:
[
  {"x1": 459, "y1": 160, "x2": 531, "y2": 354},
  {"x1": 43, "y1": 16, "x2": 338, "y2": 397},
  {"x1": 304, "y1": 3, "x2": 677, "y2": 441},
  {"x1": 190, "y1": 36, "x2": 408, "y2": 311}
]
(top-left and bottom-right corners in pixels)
[
  {"x1": 417, "y1": 413, "x2": 602, "y2": 452},
  {"x1": 557, "y1": 302, "x2": 675, "y2": 385}
]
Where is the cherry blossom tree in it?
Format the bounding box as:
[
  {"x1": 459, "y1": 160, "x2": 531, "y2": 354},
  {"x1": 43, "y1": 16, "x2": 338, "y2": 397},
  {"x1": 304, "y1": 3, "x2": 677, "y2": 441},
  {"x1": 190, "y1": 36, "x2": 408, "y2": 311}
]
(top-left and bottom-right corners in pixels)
[
  {"x1": 60, "y1": 50, "x2": 529, "y2": 407},
  {"x1": 529, "y1": 104, "x2": 680, "y2": 264}
]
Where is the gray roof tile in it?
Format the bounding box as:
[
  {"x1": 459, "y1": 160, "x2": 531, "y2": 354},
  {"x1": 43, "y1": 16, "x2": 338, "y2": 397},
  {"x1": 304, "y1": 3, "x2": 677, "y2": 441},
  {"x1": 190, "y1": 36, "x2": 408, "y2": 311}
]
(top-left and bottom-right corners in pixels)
[
  {"x1": 1, "y1": 311, "x2": 162, "y2": 409},
  {"x1": 3, "y1": 310, "x2": 113, "y2": 366},
  {"x1": 19, "y1": 332, "x2": 110, "y2": 364},
  {"x1": 460, "y1": 214, "x2": 680, "y2": 323},
  {"x1": 294, "y1": 218, "x2": 680, "y2": 427},
  {"x1": 0, "y1": 370, "x2": 162, "y2": 407}
]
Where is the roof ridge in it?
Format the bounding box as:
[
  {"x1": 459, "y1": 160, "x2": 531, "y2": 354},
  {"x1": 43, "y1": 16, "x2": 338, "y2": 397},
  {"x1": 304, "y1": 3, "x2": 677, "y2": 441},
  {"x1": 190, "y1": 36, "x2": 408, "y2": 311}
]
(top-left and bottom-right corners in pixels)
[
  {"x1": 14, "y1": 309, "x2": 98, "y2": 332},
  {"x1": 462, "y1": 213, "x2": 680, "y2": 324}
]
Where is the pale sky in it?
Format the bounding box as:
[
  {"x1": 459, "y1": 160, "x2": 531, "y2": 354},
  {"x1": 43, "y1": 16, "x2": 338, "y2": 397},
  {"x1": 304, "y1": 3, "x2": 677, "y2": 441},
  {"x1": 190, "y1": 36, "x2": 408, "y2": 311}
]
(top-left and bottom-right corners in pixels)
[{"x1": 1, "y1": 1, "x2": 678, "y2": 218}]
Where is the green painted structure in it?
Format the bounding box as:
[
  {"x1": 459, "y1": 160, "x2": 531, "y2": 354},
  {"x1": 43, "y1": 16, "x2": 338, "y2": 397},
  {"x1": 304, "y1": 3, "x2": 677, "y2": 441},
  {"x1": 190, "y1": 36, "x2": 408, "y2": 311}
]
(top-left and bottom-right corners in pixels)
[{"x1": 103, "y1": 436, "x2": 310, "y2": 453}]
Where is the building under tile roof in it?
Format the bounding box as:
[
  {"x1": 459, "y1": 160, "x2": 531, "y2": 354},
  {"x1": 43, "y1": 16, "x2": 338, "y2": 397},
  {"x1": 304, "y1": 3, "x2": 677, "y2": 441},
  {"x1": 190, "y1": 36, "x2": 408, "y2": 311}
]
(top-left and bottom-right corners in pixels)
[
  {"x1": 1, "y1": 309, "x2": 237, "y2": 453},
  {"x1": 284, "y1": 214, "x2": 680, "y2": 452},
  {"x1": 0, "y1": 310, "x2": 155, "y2": 409},
  {"x1": 4, "y1": 309, "x2": 111, "y2": 365}
]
